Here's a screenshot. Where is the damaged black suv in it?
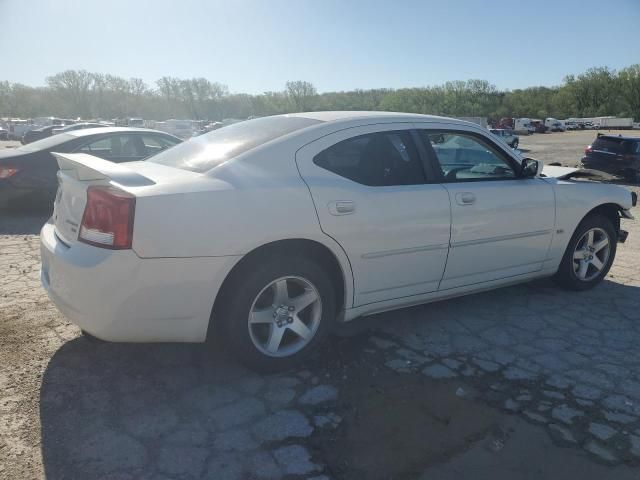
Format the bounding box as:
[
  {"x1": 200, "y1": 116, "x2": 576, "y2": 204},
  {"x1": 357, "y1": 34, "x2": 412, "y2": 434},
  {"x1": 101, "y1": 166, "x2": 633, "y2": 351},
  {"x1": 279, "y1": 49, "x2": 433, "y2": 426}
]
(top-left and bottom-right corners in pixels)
[{"x1": 581, "y1": 134, "x2": 640, "y2": 183}]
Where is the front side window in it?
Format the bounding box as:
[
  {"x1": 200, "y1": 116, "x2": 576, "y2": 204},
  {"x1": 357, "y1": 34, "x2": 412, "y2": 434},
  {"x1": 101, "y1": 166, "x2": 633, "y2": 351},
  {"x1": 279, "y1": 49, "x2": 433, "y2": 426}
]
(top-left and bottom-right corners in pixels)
[
  {"x1": 142, "y1": 135, "x2": 180, "y2": 157},
  {"x1": 313, "y1": 131, "x2": 425, "y2": 186},
  {"x1": 421, "y1": 131, "x2": 516, "y2": 182}
]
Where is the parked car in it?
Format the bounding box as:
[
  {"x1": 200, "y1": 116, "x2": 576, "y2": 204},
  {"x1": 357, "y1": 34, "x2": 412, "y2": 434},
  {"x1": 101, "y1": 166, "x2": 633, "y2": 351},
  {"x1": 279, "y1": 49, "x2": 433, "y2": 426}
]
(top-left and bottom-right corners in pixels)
[
  {"x1": 21, "y1": 125, "x2": 67, "y2": 144},
  {"x1": 582, "y1": 134, "x2": 640, "y2": 183},
  {"x1": 38, "y1": 112, "x2": 637, "y2": 372},
  {"x1": 51, "y1": 123, "x2": 109, "y2": 135},
  {"x1": 489, "y1": 128, "x2": 519, "y2": 148},
  {"x1": 0, "y1": 127, "x2": 8, "y2": 140},
  {"x1": 0, "y1": 127, "x2": 181, "y2": 210}
]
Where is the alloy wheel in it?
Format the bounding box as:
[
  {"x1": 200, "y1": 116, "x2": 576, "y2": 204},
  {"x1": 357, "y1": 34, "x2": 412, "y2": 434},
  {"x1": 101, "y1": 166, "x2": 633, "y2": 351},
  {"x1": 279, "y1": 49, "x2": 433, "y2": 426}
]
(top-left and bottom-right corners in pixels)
[
  {"x1": 572, "y1": 227, "x2": 611, "y2": 281},
  {"x1": 248, "y1": 276, "x2": 322, "y2": 357}
]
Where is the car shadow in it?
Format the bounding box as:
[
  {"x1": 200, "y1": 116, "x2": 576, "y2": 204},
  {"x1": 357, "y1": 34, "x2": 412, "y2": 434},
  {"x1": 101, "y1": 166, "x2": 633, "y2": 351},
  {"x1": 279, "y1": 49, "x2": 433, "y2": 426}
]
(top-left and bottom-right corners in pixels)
[
  {"x1": 39, "y1": 278, "x2": 640, "y2": 477},
  {"x1": 0, "y1": 211, "x2": 51, "y2": 235},
  {"x1": 39, "y1": 336, "x2": 256, "y2": 478}
]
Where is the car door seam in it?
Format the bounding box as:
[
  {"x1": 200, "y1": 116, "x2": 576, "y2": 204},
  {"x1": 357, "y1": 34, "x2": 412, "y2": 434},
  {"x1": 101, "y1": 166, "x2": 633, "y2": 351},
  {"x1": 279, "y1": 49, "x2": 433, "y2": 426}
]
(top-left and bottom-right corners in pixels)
[
  {"x1": 293, "y1": 145, "x2": 356, "y2": 308},
  {"x1": 361, "y1": 243, "x2": 449, "y2": 259},
  {"x1": 450, "y1": 229, "x2": 553, "y2": 248}
]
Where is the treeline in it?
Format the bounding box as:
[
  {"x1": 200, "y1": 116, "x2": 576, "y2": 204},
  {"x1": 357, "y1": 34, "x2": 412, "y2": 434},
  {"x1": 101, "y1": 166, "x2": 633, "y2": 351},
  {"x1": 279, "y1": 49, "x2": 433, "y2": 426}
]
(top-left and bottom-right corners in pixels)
[{"x1": 1, "y1": 65, "x2": 639, "y2": 121}]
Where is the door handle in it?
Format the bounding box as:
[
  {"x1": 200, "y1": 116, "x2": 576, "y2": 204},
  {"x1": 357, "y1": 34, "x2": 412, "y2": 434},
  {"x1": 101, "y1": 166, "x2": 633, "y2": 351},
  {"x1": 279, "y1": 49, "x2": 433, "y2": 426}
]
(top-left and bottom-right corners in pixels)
[
  {"x1": 328, "y1": 200, "x2": 355, "y2": 215},
  {"x1": 456, "y1": 192, "x2": 476, "y2": 205}
]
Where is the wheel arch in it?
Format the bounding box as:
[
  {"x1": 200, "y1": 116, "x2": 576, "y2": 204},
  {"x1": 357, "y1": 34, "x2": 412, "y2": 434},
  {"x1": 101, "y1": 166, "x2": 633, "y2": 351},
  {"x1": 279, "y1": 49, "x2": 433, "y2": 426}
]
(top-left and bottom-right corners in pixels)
[
  {"x1": 208, "y1": 237, "x2": 351, "y2": 338},
  {"x1": 579, "y1": 203, "x2": 622, "y2": 234}
]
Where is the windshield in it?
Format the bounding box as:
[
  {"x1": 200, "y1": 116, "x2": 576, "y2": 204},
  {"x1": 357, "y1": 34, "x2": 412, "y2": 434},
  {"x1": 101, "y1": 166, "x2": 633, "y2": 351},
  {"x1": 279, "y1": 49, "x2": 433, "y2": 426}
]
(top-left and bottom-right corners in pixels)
[
  {"x1": 149, "y1": 115, "x2": 322, "y2": 173},
  {"x1": 16, "y1": 133, "x2": 74, "y2": 152}
]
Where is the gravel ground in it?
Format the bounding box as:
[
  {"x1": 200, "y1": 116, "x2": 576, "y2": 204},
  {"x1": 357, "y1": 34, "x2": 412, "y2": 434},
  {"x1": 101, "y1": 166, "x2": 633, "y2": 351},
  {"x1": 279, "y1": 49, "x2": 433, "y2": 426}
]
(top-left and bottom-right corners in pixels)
[{"x1": 1, "y1": 132, "x2": 639, "y2": 479}]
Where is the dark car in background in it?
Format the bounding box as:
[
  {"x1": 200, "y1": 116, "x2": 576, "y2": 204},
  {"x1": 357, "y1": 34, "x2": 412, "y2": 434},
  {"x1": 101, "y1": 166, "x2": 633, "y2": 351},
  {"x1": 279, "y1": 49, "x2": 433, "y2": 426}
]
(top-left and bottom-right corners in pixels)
[
  {"x1": 581, "y1": 134, "x2": 640, "y2": 183},
  {"x1": 0, "y1": 127, "x2": 181, "y2": 210},
  {"x1": 21, "y1": 125, "x2": 62, "y2": 144}
]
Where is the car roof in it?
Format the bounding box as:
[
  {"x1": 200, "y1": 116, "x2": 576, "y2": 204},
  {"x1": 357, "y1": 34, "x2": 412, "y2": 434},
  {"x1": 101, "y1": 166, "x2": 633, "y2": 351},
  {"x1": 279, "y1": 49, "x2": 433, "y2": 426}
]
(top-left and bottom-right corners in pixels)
[
  {"x1": 286, "y1": 111, "x2": 467, "y2": 124},
  {"x1": 65, "y1": 126, "x2": 168, "y2": 137},
  {"x1": 596, "y1": 134, "x2": 639, "y2": 141}
]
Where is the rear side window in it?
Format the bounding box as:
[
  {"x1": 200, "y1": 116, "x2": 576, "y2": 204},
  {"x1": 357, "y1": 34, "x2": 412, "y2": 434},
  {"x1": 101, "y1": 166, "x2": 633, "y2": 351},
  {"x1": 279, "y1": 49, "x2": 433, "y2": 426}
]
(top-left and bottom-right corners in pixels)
[
  {"x1": 592, "y1": 137, "x2": 631, "y2": 154},
  {"x1": 149, "y1": 116, "x2": 322, "y2": 173},
  {"x1": 313, "y1": 131, "x2": 426, "y2": 186}
]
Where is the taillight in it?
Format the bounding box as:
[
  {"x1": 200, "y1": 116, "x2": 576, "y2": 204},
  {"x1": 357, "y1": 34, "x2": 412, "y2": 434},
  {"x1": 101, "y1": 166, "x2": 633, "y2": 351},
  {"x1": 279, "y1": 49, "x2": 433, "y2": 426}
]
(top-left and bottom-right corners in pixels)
[
  {"x1": 0, "y1": 166, "x2": 19, "y2": 179},
  {"x1": 79, "y1": 186, "x2": 135, "y2": 249},
  {"x1": 585, "y1": 145, "x2": 592, "y2": 154}
]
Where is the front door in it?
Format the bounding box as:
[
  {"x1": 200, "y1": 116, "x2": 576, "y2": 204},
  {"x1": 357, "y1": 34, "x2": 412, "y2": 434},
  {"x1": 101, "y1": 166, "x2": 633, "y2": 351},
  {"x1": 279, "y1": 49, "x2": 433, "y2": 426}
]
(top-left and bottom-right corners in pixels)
[
  {"x1": 296, "y1": 124, "x2": 451, "y2": 307},
  {"x1": 417, "y1": 128, "x2": 555, "y2": 290}
]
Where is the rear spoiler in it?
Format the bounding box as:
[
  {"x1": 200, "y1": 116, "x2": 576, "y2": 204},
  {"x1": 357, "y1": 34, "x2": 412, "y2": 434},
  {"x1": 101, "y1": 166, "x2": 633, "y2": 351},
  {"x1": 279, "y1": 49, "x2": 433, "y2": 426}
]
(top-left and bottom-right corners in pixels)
[{"x1": 52, "y1": 152, "x2": 155, "y2": 187}]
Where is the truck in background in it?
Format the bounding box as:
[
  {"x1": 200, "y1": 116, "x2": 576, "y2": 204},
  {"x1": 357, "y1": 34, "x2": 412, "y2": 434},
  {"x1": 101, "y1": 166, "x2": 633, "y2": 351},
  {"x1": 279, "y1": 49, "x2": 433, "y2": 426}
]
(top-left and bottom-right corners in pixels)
[
  {"x1": 545, "y1": 118, "x2": 566, "y2": 132},
  {"x1": 513, "y1": 118, "x2": 534, "y2": 135},
  {"x1": 595, "y1": 117, "x2": 633, "y2": 130},
  {"x1": 455, "y1": 117, "x2": 488, "y2": 128}
]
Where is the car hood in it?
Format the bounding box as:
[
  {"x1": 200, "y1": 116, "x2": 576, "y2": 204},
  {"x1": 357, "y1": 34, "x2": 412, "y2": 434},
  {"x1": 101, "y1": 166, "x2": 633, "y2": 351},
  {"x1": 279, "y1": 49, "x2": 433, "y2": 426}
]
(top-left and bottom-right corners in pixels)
[{"x1": 542, "y1": 165, "x2": 616, "y2": 181}]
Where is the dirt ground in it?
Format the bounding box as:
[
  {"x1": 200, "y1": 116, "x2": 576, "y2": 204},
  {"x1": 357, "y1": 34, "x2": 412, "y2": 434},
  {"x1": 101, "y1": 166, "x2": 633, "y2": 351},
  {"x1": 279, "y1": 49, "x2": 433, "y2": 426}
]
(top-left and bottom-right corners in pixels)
[
  {"x1": 518, "y1": 128, "x2": 640, "y2": 168},
  {"x1": 1, "y1": 130, "x2": 639, "y2": 479}
]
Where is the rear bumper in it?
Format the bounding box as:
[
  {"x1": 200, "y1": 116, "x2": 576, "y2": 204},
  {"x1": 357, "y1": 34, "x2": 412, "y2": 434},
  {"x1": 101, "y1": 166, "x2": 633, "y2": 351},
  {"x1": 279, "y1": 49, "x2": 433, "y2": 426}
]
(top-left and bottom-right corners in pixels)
[{"x1": 40, "y1": 222, "x2": 241, "y2": 342}]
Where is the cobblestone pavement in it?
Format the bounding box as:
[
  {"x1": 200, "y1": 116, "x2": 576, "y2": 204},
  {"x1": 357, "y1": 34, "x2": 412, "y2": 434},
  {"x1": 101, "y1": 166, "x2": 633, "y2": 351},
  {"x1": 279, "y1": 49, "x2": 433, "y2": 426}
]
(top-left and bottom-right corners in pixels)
[{"x1": 1, "y1": 185, "x2": 639, "y2": 479}]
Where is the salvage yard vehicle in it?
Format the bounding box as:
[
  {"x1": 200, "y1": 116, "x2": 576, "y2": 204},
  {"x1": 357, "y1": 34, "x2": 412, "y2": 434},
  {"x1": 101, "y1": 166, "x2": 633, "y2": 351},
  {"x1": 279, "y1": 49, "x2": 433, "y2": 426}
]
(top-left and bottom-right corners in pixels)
[
  {"x1": 0, "y1": 127, "x2": 181, "y2": 209},
  {"x1": 489, "y1": 128, "x2": 519, "y2": 148},
  {"x1": 582, "y1": 134, "x2": 640, "y2": 183},
  {"x1": 22, "y1": 125, "x2": 65, "y2": 144},
  {"x1": 40, "y1": 112, "x2": 636, "y2": 372}
]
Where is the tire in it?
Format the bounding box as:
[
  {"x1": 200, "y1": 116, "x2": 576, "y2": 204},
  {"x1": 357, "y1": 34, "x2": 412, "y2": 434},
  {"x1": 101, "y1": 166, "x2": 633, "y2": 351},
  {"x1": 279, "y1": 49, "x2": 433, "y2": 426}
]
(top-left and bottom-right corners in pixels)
[
  {"x1": 553, "y1": 214, "x2": 617, "y2": 291},
  {"x1": 217, "y1": 255, "x2": 336, "y2": 373},
  {"x1": 512, "y1": 139, "x2": 519, "y2": 149}
]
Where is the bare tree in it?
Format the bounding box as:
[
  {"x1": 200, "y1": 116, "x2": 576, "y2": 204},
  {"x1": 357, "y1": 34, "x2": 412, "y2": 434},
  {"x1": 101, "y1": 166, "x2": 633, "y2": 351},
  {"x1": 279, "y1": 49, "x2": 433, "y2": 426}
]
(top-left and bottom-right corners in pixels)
[
  {"x1": 285, "y1": 81, "x2": 317, "y2": 112},
  {"x1": 46, "y1": 70, "x2": 95, "y2": 118}
]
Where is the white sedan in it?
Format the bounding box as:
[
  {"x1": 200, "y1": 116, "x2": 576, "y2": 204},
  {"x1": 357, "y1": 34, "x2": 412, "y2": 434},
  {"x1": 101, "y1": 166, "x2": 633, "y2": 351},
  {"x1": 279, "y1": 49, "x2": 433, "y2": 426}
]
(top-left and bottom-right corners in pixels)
[{"x1": 40, "y1": 112, "x2": 636, "y2": 372}]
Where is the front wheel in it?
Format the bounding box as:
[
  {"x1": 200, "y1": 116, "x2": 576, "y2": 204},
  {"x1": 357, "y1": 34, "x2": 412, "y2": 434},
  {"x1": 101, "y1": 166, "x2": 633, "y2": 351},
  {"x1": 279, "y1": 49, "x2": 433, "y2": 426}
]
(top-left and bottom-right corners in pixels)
[
  {"x1": 218, "y1": 255, "x2": 336, "y2": 373},
  {"x1": 553, "y1": 214, "x2": 617, "y2": 290}
]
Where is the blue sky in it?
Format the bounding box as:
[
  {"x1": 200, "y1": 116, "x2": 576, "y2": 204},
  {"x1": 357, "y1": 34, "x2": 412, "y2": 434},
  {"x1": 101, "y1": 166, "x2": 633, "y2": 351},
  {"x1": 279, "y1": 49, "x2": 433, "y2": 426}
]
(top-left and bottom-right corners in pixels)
[{"x1": 1, "y1": 0, "x2": 638, "y2": 93}]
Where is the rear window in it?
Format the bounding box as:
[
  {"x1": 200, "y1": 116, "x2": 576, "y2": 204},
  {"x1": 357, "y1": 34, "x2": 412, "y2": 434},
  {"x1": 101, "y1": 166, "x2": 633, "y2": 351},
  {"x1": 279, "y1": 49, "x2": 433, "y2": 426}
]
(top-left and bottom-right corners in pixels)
[
  {"x1": 16, "y1": 133, "x2": 75, "y2": 152},
  {"x1": 148, "y1": 116, "x2": 322, "y2": 173},
  {"x1": 592, "y1": 137, "x2": 635, "y2": 154}
]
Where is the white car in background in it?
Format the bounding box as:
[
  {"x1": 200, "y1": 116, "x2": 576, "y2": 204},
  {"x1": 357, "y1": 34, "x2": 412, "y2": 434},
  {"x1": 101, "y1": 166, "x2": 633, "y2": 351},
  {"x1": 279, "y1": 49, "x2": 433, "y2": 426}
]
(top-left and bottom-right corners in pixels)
[
  {"x1": 489, "y1": 128, "x2": 519, "y2": 148},
  {"x1": 40, "y1": 112, "x2": 636, "y2": 372}
]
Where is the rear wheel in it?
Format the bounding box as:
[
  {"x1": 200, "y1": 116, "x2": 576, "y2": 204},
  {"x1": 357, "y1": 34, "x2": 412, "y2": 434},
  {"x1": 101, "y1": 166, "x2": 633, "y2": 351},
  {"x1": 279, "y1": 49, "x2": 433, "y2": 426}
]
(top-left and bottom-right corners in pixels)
[
  {"x1": 218, "y1": 255, "x2": 335, "y2": 373},
  {"x1": 512, "y1": 139, "x2": 519, "y2": 149},
  {"x1": 554, "y1": 214, "x2": 617, "y2": 290}
]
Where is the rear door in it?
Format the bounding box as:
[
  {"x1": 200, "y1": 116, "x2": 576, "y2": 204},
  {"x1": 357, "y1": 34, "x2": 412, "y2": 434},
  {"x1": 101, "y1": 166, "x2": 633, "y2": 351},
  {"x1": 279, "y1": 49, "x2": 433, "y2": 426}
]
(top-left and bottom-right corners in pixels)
[
  {"x1": 296, "y1": 124, "x2": 451, "y2": 307},
  {"x1": 416, "y1": 125, "x2": 555, "y2": 290}
]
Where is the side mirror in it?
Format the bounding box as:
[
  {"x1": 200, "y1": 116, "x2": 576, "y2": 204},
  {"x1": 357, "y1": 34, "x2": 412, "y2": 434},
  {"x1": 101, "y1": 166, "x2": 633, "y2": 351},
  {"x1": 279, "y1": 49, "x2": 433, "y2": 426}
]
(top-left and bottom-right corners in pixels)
[{"x1": 520, "y1": 157, "x2": 540, "y2": 178}]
